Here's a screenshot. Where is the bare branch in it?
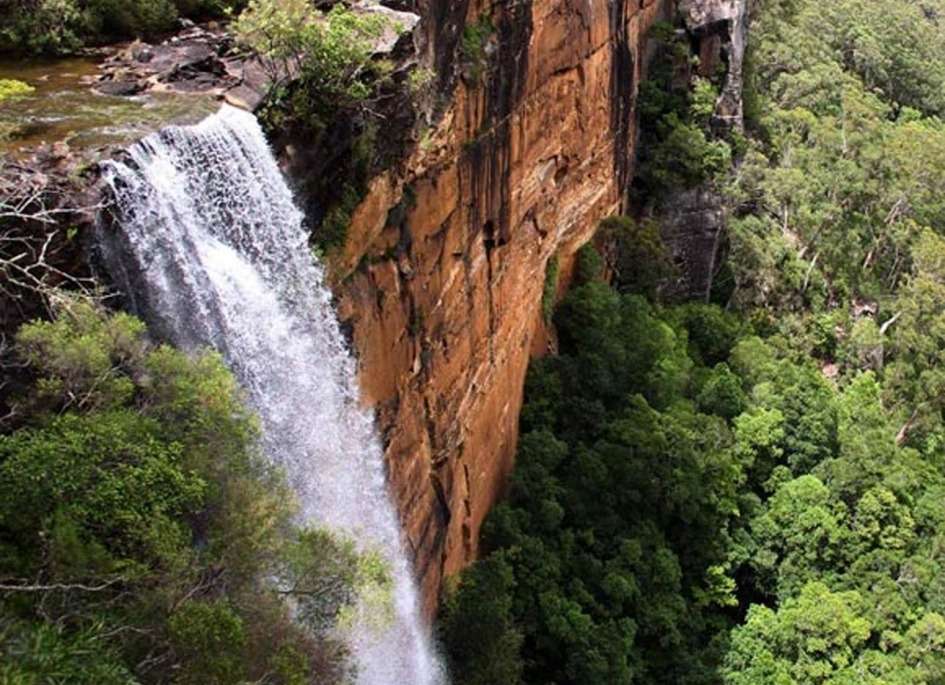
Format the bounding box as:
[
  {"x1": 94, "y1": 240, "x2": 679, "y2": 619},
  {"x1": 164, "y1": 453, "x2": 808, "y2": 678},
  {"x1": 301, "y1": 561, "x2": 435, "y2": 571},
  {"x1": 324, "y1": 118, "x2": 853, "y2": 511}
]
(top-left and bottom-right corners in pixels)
[
  {"x1": 880, "y1": 311, "x2": 902, "y2": 336},
  {"x1": 0, "y1": 578, "x2": 123, "y2": 593},
  {"x1": 896, "y1": 409, "x2": 919, "y2": 446},
  {"x1": 0, "y1": 162, "x2": 104, "y2": 310}
]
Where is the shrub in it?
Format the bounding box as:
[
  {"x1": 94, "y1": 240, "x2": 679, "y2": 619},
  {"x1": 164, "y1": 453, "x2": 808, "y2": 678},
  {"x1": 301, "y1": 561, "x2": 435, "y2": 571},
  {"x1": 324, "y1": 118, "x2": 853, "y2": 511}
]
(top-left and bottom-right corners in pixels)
[
  {"x1": 0, "y1": 620, "x2": 135, "y2": 684},
  {"x1": 644, "y1": 112, "x2": 732, "y2": 191},
  {"x1": 440, "y1": 556, "x2": 524, "y2": 685},
  {"x1": 0, "y1": 0, "x2": 86, "y2": 54},
  {"x1": 635, "y1": 24, "x2": 733, "y2": 197},
  {"x1": 234, "y1": 0, "x2": 390, "y2": 107},
  {"x1": 83, "y1": 0, "x2": 179, "y2": 41},
  {"x1": 574, "y1": 244, "x2": 604, "y2": 285},
  {"x1": 697, "y1": 363, "x2": 748, "y2": 420},
  {"x1": 169, "y1": 602, "x2": 247, "y2": 685},
  {"x1": 318, "y1": 183, "x2": 361, "y2": 250},
  {"x1": 0, "y1": 297, "x2": 379, "y2": 683},
  {"x1": 600, "y1": 216, "x2": 674, "y2": 299},
  {"x1": 461, "y1": 15, "x2": 495, "y2": 81},
  {"x1": 0, "y1": 0, "x2": 242, "y2": 54}
]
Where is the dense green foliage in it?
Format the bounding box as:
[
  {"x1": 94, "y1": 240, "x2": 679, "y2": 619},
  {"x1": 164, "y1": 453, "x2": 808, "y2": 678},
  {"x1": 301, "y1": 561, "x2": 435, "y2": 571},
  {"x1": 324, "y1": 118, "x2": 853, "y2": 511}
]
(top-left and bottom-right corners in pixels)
[
  {"x1": 442, "y1": 255, "x2": 945, "y2": 684},
  {"x1": 442, "y1": 1, "x2": 945, "y2": 682},
  {"x1": 599, "y1": 216, "x2": 676, "y2": 299},
  {"x1": 234, "y1": 0, "x2": 391, "y2": 108},
  {"x1": 636, "y1": 22, "x2": 734, "y2": 199},
  {"x1": 0, "y1": 298, "x2": 385, "y2": 683},
  {"x1": 0, "y1": 0, "x2": 246, "y2": 54},
  {"x1": 729, "y1": 0, "x2": 945, "y2": 312}
]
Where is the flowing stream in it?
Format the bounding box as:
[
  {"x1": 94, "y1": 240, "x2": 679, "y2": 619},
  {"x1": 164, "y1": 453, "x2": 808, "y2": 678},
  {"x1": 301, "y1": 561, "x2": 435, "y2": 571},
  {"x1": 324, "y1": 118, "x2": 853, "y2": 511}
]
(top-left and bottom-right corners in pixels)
[{"x1": 99, "y1": 104, "x2": 444, "y2": 685}]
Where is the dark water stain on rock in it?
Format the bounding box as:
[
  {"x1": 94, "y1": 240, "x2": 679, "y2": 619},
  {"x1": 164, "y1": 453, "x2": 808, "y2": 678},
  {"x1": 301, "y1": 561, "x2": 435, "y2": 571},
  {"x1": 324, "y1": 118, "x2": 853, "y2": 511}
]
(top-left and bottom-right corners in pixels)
[
  {"x1": 464, "y1": 0, "x2": 534, "y2": 246},
  {"x1": 609, "y1": 0, "x2": 636, "y2": 208}
]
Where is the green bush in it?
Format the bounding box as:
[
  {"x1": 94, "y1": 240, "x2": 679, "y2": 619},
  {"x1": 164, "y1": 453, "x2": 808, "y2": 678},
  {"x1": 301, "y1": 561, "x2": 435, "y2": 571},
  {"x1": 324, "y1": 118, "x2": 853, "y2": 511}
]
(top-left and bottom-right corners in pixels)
[
  {"x1": 318, "y1": 183, "x2": 362, "y2": 250},
  {"x1": 644, "y1": 112, "x2": 732, "y2": 191},
  {"x1": 697, "y1": 363, "x2": 747, "y2": 420},
  {"x1": 0, "y1": 620, "x2": 136, "y2": 685},
  {"x1": 0, "y1": 297, "x2": 378, "y2": 683},
  {"x1": 461, "y1": 15, "x2": 495, "y2": 81},
  {"x1": 440, "y1": 555, "x2": 523, "y2": 685},
  {"x1": 0, "y1": 0, "x2": 244, "y2": 54},
  {"x1": 0, "y1": 0, "x2": 86, "y2": 54},
  {"x1": 574, "y1": 243, "x2": 604, "y2": 285},
  {"x1": 635, "y1": 24, "x2": 733, "y2": 197},
  {"x1": 169, "y1": 602, "x2": 247, "y2": 685},
  {"x1": 83, "y1": 0, "x2": 179, "y2": 41},
  {"x1": 235, "y1": 0, "x2": 391, "y2": 107},
  {"x1": 600, "y1": 216, "x2": 674, "y2": 299}
]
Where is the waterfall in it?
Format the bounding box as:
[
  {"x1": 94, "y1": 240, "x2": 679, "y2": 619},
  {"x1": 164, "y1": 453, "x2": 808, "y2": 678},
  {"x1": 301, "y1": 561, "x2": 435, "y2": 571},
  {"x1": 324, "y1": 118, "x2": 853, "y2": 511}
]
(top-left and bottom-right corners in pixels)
[{"x1": 99, "y1": 104, "x2": 444, "y2": 685}]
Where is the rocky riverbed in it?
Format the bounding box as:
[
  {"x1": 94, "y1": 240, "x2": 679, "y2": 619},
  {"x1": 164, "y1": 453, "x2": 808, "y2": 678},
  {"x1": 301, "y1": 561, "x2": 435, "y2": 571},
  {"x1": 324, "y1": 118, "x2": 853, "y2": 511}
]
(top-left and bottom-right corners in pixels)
[{"x1": 0, "y1": 21, "x2": 270, "y2": 158}]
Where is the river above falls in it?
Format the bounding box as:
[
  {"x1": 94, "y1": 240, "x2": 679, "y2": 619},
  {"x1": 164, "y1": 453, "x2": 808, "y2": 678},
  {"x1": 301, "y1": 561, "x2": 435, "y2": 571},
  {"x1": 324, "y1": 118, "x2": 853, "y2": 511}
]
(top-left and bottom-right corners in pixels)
[{"x1": 0, "y1": 55, "x2": 218, "y2": 157}]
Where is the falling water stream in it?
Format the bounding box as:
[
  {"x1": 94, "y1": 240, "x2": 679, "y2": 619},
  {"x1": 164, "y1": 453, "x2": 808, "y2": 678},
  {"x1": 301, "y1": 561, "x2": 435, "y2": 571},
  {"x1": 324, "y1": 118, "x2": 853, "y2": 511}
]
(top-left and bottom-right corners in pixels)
[{"x1": 100, "y1": 104, "x2": 444, "y2": 685}]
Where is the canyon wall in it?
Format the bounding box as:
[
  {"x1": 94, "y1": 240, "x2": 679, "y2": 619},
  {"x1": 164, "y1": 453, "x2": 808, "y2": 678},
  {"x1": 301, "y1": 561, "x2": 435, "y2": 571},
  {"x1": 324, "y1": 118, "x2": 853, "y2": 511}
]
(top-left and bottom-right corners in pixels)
[
  {"x1": 327, "y1": 0, "x2": 674, "y2": 613},
  {"x1": 0, "y1": 0, "x2": 746, "y2": 617}
]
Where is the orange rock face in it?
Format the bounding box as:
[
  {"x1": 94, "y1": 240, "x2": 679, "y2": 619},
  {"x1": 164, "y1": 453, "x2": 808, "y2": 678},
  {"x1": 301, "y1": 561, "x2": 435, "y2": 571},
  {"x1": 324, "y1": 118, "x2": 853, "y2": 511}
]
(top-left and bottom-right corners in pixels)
[{"x1": 333, "y1": 0, "x2": 673, "y2": 615}]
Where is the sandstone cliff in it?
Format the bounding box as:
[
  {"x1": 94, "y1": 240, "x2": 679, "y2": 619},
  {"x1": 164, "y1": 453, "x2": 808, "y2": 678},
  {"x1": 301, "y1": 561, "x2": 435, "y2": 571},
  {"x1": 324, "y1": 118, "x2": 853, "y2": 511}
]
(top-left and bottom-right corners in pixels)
[{"x1": 324, "y1": 0, "x2": 675, "y2": 614}]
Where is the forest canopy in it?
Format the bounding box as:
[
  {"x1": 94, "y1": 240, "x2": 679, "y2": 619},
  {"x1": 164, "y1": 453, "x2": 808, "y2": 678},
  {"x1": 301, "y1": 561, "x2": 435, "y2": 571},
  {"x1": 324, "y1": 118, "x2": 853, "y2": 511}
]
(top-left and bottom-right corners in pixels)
[{"x1": 441, "y1": 0, "x2": 945, "y2": 682}]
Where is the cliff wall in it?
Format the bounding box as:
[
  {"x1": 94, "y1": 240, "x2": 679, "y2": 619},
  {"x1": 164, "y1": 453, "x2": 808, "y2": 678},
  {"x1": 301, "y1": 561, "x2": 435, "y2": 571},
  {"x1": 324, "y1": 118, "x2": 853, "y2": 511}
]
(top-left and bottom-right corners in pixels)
[{"x1": 328, "y1": 0, "x2": 674, "y2": 613}]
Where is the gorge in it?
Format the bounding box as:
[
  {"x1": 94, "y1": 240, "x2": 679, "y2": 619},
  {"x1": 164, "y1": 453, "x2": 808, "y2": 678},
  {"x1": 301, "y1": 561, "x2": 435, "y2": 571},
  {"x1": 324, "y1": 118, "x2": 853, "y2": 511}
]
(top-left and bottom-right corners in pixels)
[{"x1": 6, "y1": 0, "x2": 945, "y2": 682}]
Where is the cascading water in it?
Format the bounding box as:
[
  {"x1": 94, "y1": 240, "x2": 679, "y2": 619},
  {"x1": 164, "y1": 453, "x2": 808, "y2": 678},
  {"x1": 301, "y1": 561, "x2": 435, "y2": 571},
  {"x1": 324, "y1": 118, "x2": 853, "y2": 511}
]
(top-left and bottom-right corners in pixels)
[{"x1": 99, "y1": 104, "x2": 445, "y2": 685}]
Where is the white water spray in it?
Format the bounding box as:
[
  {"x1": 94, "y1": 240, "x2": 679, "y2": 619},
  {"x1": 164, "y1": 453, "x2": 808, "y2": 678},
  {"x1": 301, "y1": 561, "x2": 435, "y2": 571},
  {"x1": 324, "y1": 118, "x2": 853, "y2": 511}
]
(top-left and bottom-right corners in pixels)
[{"x1": 100, "y1": 105, "x2": 445, "y2": 685}]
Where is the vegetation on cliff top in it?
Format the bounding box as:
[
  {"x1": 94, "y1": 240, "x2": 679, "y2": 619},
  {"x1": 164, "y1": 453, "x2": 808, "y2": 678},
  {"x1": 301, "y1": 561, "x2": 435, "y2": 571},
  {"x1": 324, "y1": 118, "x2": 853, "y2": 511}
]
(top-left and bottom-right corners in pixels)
[{"x1": 233, "y1": 0, "x2": 408, "y2": 254}]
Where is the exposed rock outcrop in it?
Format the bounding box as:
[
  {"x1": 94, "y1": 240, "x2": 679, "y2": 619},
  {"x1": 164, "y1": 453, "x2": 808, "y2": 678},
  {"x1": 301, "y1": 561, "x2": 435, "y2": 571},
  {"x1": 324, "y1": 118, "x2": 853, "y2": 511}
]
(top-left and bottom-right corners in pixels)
[
  {"x1": 660, "y1": 186, "x2": 726, "y2": 299},
  {"x1": 660, "y1": 0, "x2": 747, "y2": 300},
  {"x1": 324, "y1": 0, "x2": 676, "y2": 613},
  {"x1": 95, "y1": 25, "x2": 241, "y2": 99},
  {"x1": 679, "y1": 0, "x2": 747, "y2": 131}
]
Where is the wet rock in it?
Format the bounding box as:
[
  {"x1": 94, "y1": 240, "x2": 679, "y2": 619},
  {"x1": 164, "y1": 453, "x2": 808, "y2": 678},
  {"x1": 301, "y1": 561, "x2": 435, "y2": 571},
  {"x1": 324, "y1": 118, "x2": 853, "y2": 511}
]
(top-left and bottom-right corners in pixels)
[
  {"x1": 223, "y1": 85, "x2": 264, "y2": 111},
  {"x1": 135, "y1": 47, "x2": 155, "y2": 63},
  {"x1": 97, "y1": 24, "x2": 247, "y2": 100},
  {"x1": 659, "y1": 186, "x2": 726, "y2": 301},
  {"x1": 94, "y1": 79, "x2": 143, "y2": 96}
]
